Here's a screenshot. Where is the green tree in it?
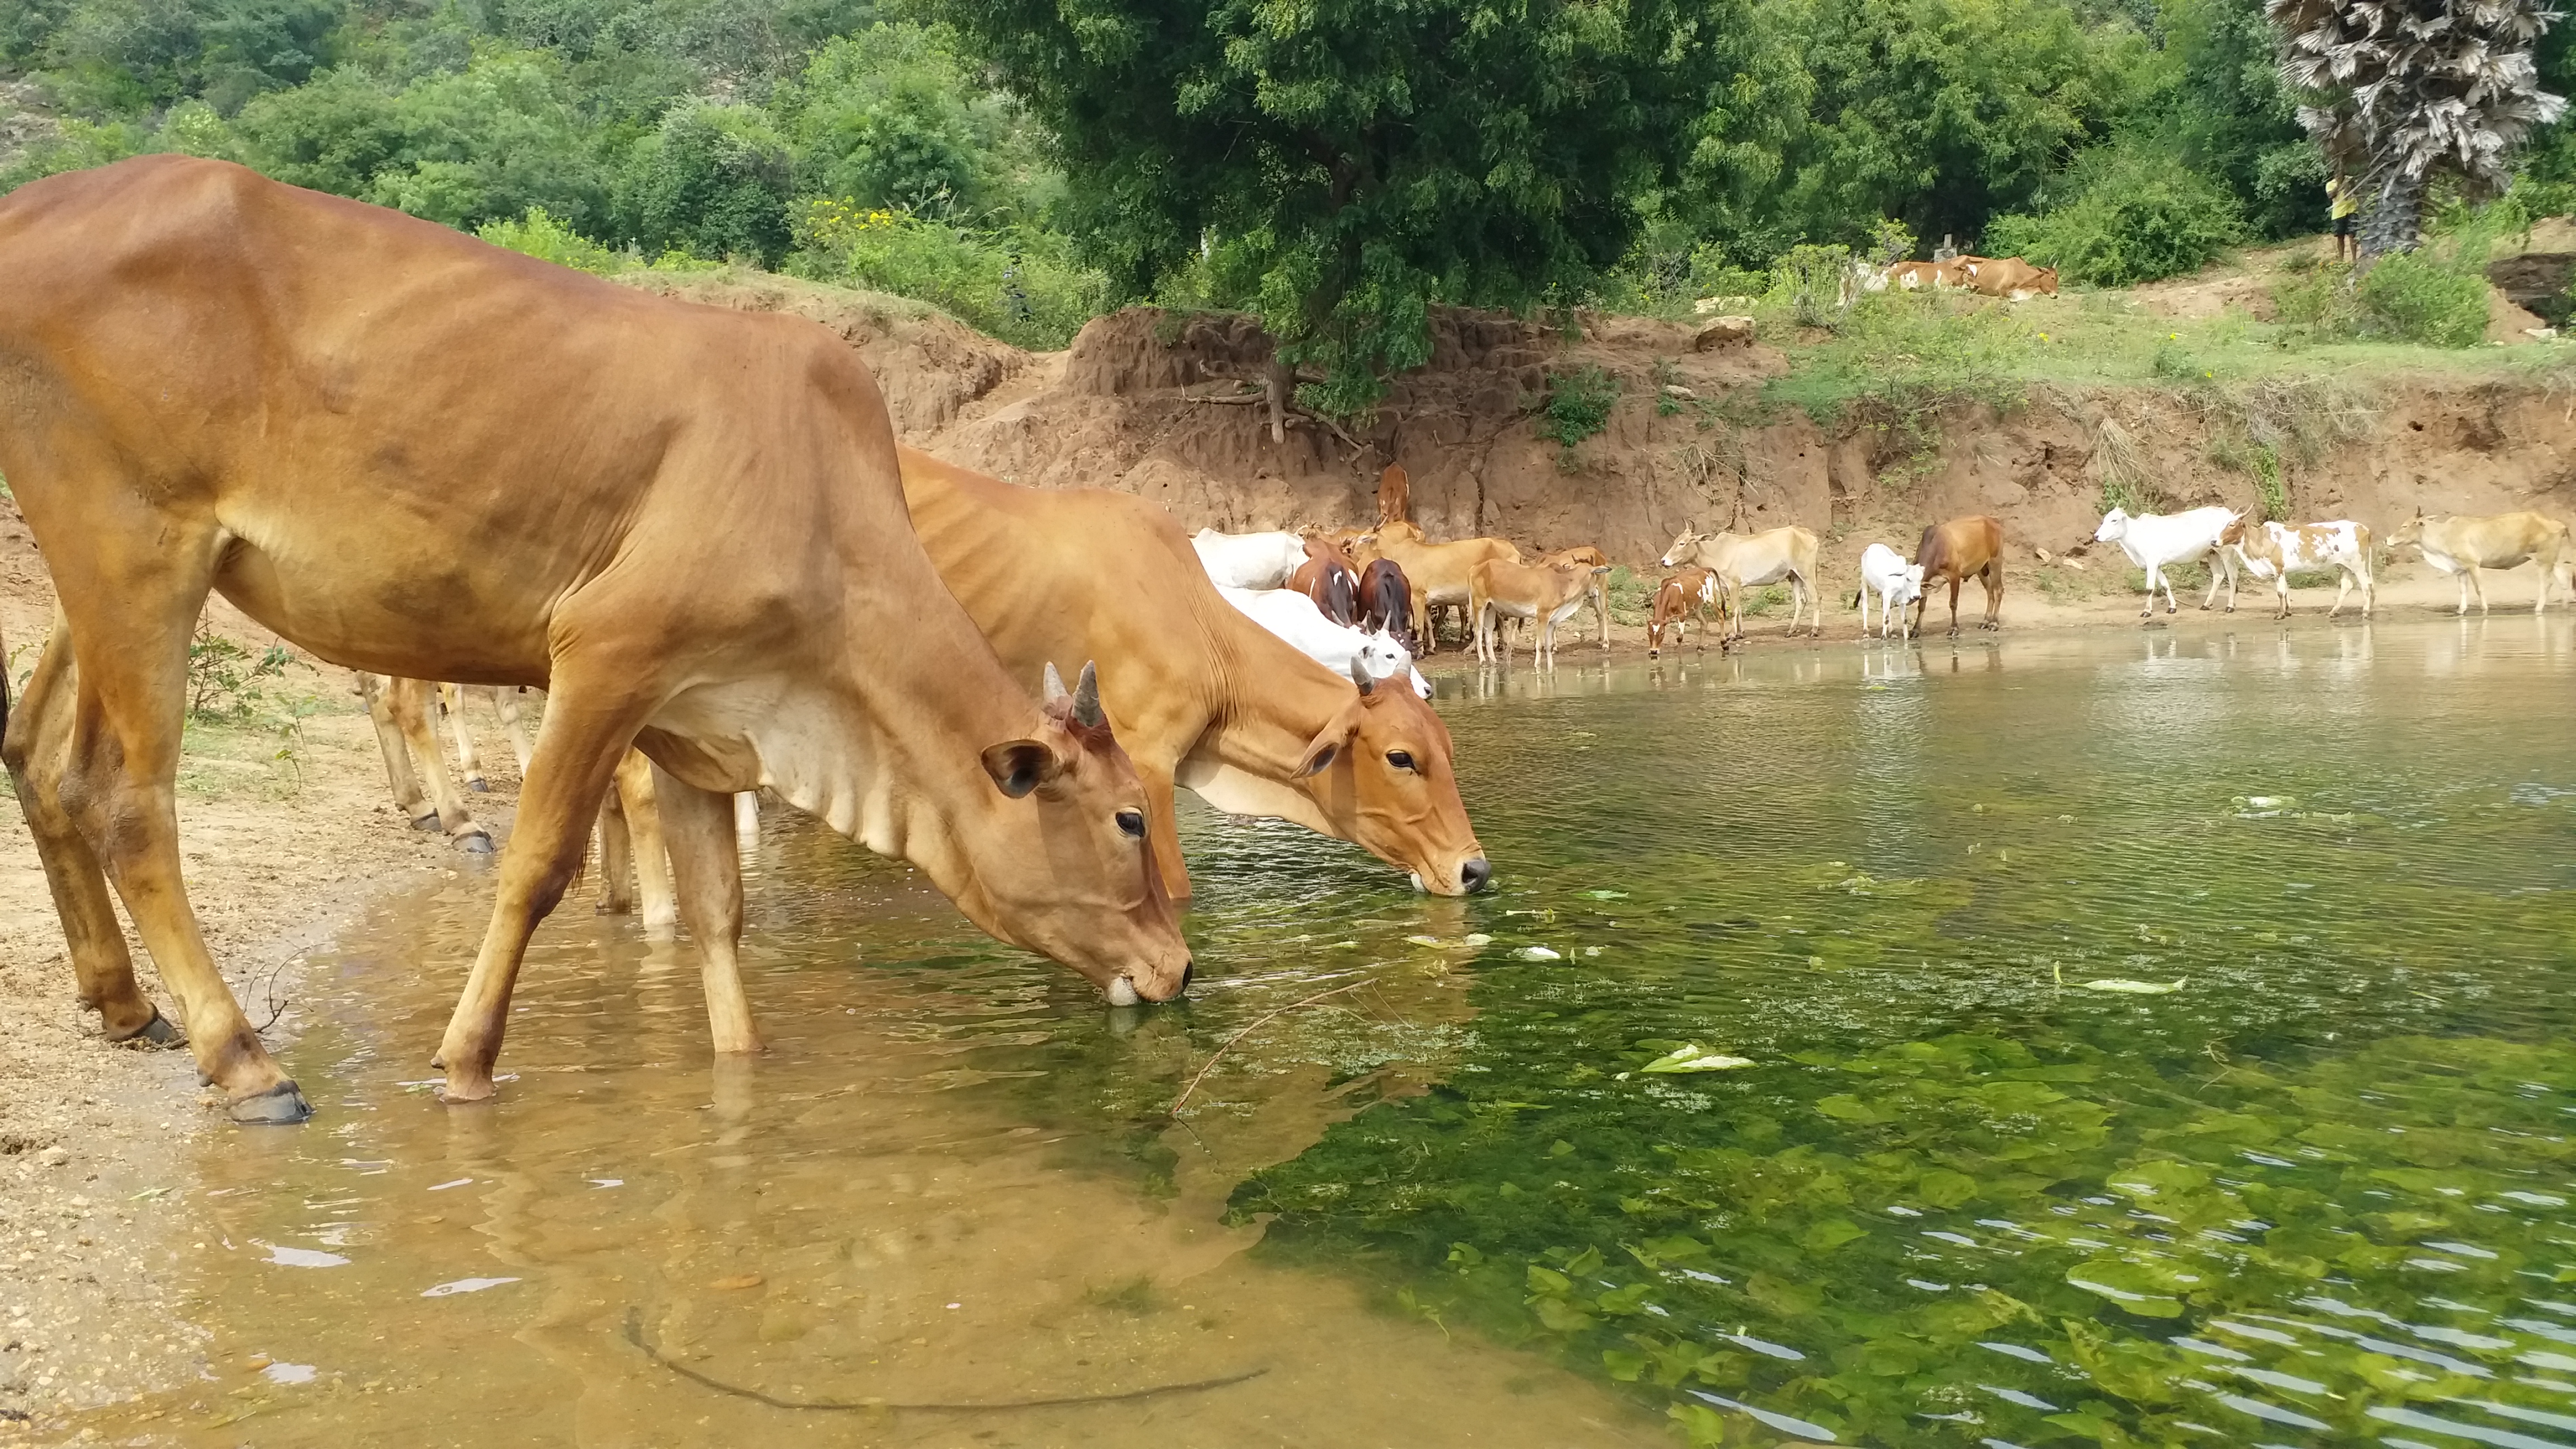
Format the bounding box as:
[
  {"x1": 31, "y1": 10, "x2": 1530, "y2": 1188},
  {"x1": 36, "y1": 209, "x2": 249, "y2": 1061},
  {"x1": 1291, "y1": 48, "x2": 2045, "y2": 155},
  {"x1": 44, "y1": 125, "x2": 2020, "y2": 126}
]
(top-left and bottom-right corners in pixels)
[
  {"x1": 931, "y1": 0, "x2": 1741, "y2": 417},
  {"x1": 775, "y1": 24, "x2": 1002, "y2": 218},
  {"x1": 615, "y1": 98, "x2": 793, "y2": 262},
  {"x1": 35, "y1": 0, "x2": 342, "y2": 114}
]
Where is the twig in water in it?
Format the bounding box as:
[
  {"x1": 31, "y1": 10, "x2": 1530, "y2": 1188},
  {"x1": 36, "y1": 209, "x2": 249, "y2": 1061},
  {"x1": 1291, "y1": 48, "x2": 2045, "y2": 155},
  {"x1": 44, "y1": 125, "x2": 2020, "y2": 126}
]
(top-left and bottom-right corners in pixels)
[
  {"x1": 1169, "y1": 982, "x2": 1366, "y2": 1117},
  {"x1": 623, "y1": 1309, "x2": 1264, "y2": 1411}
]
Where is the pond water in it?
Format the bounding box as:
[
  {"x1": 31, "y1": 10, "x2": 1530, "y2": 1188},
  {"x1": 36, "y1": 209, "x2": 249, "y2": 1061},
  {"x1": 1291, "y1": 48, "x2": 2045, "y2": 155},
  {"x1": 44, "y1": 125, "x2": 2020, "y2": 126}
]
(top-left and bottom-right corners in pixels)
[{"x1": 91, "y1": 618, "x2": 2576, "y2": 1447}]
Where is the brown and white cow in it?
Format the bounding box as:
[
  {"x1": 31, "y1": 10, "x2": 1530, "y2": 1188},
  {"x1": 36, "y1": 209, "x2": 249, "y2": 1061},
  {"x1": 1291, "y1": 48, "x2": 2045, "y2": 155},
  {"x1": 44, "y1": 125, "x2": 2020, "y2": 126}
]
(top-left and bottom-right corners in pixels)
[
  {"x1": 0, "y1": 157, "x2": 1188, "y2": 1120},
  {"x1": 2218, "y1": 519, "x2": 2375, "y2": 618},
  {"x1": 1291, "y1": 533, "x2": 1364, "y2": 626},
  {"x1": 2387, "y1": 510, "x2": 2575, "y2": 615},
  {"x1": 899, "y1": 449, "x2": 1489, "y2": 901},
  {"x1": 1647, "y1": 569, "x2": 1722, "y2": 656},
  {"x1": 1911, "y1": 515, "x2": 2006, "y2": 636},
  {"x1": 1659, "y1": 525, "x2": 1824, "y2": 641}
]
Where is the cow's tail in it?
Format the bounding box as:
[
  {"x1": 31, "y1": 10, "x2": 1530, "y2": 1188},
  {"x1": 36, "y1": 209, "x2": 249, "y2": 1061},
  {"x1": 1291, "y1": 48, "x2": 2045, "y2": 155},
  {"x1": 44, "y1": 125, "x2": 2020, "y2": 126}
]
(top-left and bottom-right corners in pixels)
[{"x1": 0, "y1": 617, "x2": 11, "y2": 747}]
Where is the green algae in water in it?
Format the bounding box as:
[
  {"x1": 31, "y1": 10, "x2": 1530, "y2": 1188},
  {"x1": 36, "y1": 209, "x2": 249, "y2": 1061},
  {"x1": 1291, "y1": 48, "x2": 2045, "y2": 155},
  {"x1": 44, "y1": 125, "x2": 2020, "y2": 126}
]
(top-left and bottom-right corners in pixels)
[{"x1": 1230, "y1": 629, "x2": 2576, "y2": 1448}]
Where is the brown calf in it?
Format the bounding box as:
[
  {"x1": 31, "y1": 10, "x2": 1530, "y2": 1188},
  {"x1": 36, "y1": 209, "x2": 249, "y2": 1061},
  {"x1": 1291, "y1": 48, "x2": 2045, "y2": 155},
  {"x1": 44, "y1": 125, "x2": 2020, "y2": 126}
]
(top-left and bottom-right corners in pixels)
[{"x1": 1647, "y1": 569, "x2": 1722, "y2": 656}]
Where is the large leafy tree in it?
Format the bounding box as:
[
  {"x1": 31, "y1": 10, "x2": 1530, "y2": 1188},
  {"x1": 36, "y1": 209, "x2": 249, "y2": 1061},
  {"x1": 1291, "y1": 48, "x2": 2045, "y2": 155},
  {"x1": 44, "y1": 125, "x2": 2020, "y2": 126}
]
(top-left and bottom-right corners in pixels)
[
  {"x1": 930, "y1": 0, "x2": 1742, "y2": 417},
  {"x1": 2270, "y1": 0, "x2": 2566, "y2": 258}
]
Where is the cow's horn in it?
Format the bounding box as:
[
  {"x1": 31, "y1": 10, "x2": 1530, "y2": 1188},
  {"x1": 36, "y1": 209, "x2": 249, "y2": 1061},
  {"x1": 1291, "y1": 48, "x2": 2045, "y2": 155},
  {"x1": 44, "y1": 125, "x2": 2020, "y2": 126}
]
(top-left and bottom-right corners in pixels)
[
  {"x1": 1073, "y1": 661, "x2": 1105, "y2": 727},
  {"x1": 1348, "y1": 656, "x2": 1375, "y2": 695},
  {"x1": 1042, "y1": 661, "x2": 1071, "y2": 706}
]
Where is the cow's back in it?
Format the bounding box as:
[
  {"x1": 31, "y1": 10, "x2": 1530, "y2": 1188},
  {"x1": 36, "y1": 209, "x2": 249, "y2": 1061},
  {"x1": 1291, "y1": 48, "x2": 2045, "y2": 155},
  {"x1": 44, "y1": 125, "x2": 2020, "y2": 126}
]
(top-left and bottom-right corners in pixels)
[{"x1": 0, "y1": 157, "x2": 901, "y2": 681}]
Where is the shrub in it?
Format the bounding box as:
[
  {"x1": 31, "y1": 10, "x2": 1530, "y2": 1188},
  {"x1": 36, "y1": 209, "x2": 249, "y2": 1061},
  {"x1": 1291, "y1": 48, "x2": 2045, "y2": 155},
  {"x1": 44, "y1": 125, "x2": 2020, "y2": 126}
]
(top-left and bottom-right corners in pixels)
[
  {"x1": 789, "y1": 198, "x2": 1107, "y2": 349},
  {"x1": 2354, "y1": 250, "x2": 2487, "y2": 347},
  {"x1": 618, "y1": 102, "x2": 795, "y2": 267},
  {"x1": 1536, "y1": 366, "x2": 1622, "y2": 452},
  {"x1": 1983, "y1": 148, "x2": 2246, "y2": 287},
  {"x1": 477, "y1": 206, "x2": 619, "y2": 274}
]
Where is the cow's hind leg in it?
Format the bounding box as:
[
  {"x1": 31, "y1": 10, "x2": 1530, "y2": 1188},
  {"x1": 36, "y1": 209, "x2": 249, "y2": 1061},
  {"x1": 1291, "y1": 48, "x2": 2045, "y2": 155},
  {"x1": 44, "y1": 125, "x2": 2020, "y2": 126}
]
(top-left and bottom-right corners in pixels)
[
  {"x1": 2, "y1": 618, "x2": 177, "y2": 1046},
  {"x1": 616, "y1": 749, "x2": 677, "y2": 930},
  {"x1": 494, "y1": 687, "x2": 534, "y2": 773},
  {"x1": 645, "y1": 759, "x2": 760, "y2": 1055},
  {"x1": 1946, "y1": 576, "x2": 1964, "y2": 637},
  {"x1": 356, "y1": 673, "x2": 438, "y2": 831},
  {"x1": 389, "y1": 680, "x2": 490, "y2": 850},
  {"x1": 29, "y1": 542, "x2": 303, "y2": 1120},
  {"x1": 434, "y1": 678, "x2": 650, "y2": 1102},
  {"x1": 1980, "y1": 561, "x2": 2002, "y2": 629},
  {"x1": 439, "y1": 683, "x2": 487, "y2": 791}
]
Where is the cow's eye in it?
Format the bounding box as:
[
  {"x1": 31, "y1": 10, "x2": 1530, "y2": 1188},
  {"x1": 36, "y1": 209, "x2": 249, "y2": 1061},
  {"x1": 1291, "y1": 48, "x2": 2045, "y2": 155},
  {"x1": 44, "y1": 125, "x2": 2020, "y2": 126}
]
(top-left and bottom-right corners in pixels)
[
  {"x1": 1116, "y1": 810, "x2": 1146, "y2": 839},
  {"x1": 1386, "y1": 750, "x2": 1416, "y2": 771}
]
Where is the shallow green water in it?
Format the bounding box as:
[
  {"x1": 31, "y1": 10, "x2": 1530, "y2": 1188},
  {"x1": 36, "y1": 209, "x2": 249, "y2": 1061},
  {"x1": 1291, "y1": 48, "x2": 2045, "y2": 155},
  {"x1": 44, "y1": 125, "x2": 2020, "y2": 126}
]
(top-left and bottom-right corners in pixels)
[{"x1": 130, "y1": 618, "x2": 2576, "y2": 1447}]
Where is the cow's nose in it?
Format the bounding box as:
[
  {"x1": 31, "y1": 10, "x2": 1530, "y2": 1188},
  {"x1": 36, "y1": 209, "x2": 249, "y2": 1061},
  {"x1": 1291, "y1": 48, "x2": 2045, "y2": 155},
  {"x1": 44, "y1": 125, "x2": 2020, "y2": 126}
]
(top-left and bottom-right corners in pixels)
[
  {"x1": 1179, "y1": 960, "x2": 1195, "y2": 995},
  {"x1": 1461, "y1": 856, "x2": 1493, "y2": 892}
]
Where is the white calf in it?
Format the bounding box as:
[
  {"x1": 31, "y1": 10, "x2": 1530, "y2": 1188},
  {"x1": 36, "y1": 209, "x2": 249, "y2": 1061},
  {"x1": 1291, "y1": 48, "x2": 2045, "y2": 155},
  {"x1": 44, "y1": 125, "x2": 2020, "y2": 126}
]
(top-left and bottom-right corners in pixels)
[
  {"x1": 2095, "y1": 506, "x2": 2241, "y2": 617},
  {"x1": 1858, "y1": 542, "x2": 1926, "y2": 640},
  {"x1": 2219, "y1": 519, "x2": 2375, "y2": 618},
  {"x1": 1220, "y1": 586, "x2": 1432, "y2": 698},
  {"x1": 1191, "y1": 528, "x2": 1309, "y2": 590}
]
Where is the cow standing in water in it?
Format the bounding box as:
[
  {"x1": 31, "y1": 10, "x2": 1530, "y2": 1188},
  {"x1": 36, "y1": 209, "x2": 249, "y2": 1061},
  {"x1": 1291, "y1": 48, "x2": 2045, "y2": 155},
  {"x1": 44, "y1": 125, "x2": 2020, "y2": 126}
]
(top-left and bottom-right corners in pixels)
[
  {"x1": 0, "y1": 157, "x2": 1190, "y2": 1120},
  {"x1": 2218, "y1": 518, "x2": 2376, "y2": 618},
  {"x1": 1647, "y1": 569, "x2": 1722, "y2": 656},
  {"x1": 1659, "y1": 525, "x2": 1824, "y2": 641},
  {"x1": 1911, "y1": 515, "x2": 2006, "y2": 636}
]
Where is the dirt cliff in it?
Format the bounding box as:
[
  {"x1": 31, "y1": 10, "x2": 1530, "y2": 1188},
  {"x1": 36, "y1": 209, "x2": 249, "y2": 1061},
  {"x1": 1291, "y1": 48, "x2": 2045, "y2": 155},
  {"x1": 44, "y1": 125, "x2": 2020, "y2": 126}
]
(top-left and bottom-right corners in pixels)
[{"x1": 640, "y1": 276, "x2": 2576, "y2": 579}]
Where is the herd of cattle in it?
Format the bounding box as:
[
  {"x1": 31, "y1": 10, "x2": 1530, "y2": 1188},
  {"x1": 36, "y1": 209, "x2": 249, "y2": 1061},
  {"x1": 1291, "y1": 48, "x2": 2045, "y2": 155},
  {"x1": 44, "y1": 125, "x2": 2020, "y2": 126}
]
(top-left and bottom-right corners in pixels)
[{"x1": 5, "y1": 158, "x2": 2574, "y2": 1129}]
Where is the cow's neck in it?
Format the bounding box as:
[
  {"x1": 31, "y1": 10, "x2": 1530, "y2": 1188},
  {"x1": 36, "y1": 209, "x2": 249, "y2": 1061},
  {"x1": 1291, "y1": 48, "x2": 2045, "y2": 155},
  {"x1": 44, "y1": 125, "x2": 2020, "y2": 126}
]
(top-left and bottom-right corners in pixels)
[{"x1": 1201, "y1": 622, "x2": 1361, "y2": 779}]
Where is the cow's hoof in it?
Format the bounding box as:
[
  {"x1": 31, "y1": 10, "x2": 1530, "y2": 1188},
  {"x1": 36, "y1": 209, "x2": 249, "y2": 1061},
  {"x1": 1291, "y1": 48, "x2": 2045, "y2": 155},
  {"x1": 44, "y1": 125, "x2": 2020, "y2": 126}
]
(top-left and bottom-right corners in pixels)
[
  {"x1": 466, "y1": 778, "x2": 490, "y2": 793},
  {"x1": 228, "y1": 1081, "x2": 312, "y2": 1126},
  {"x1": 115, "y1": 1010, "x2": 184, "y2": 1048},
  {"x1": 410, "y1": 813, "x2": 444, "y2": 832},
  {"x1": 456, "y1": 832, "x2": 495, "y2": 855}
]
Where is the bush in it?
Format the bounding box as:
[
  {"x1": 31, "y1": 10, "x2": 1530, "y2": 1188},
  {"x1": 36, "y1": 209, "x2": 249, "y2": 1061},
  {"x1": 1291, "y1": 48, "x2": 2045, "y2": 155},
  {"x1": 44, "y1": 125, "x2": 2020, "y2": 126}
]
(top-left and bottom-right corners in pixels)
[
  {"x1": 1536, "y1": 366, "x2": 1622, "y2": 451},
  {"x1": 2354, "y1": 250, "x2": 2488, "y2": 347},
  {"x1": 476, "y1": 205, "x2": 619, "y2": 274},
  {"x1": 789, "y1": 198, "x2": 1107, "y2": 349},
  {"x1": 1983, "y1": 148, "x2": 2246, "y2": 287},
  {"x1": 618, "y1": 102, "x2": 796, "y2": 267}
]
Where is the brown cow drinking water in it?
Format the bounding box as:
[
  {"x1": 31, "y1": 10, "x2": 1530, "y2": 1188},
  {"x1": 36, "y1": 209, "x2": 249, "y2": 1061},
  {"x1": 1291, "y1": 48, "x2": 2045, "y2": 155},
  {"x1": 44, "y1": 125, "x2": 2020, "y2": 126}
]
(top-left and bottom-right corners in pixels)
[
  {"x1": 1911, "y1": 515, "x2": 2006, "y2": 636},
  {"x1": 0, "y1": 157, "x2": 1190, "y2": 1120}
]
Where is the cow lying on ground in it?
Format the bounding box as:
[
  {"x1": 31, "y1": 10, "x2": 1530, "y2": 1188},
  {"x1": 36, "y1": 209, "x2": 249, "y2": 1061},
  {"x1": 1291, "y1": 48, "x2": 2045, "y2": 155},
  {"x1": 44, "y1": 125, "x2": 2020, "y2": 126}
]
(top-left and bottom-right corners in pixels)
[
  {"x1": 2218, "y1": 519, "x2": 2376, "y2": 618},
  {"x1": 1221, "y1": 587, "x2": 1431, "y2": 698},
  {"x1": 1470, "y1": 558, "x2": 1609, "y2": 666},
  {"x1": 1968, "y1": 258, "x2": 2058, "y2": 299},
  {"x1": 1913, "y1": 515, "x2": 2006, "y2": 636},
  {"x1": 1857, "y1": 544, "x2": 1925, "y2": 640},
  {"x1": 899, "y1": 448, "x2": 1488, "y2": 899},
  {"x1": 2387, "y1": 510, "x2": 2575, "y2": 615},
  {"x1": 0, "y1": 156, "x2": 1190, "y2": 1120},
  {"x1": 1660, "y1": 525, "x2": 1824, "y2": 641},
  {"x1": 1649, "y1": 569, "x2": 1722, "y2": 656},
  {"x1": 2095, "y1": 506, "x2": 2241, "y2": 617},
  {"x1": 1191, "y1": 527, "x2": 1307, "y2": 589}
]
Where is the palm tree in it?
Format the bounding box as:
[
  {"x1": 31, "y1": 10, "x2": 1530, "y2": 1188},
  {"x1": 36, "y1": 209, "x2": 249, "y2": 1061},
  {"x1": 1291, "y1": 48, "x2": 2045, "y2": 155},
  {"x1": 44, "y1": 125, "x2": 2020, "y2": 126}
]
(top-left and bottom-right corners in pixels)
[{"x1": 2268, "y1": 0, "x2": 2567, "y2": 261}]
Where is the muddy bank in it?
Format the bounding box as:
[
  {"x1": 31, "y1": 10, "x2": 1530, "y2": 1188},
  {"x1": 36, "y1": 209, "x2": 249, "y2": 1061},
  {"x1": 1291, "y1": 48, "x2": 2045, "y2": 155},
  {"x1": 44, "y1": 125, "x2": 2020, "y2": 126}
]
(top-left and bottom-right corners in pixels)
[{"x1": 0, "y1": 494, "x2": 515, "y2": 1433}]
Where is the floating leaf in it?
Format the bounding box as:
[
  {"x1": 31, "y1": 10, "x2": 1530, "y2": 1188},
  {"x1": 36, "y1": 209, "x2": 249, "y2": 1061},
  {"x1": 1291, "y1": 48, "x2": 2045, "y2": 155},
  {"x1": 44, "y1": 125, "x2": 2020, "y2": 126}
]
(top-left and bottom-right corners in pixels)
[
  {"x1": 1518, "y1": 945, "x2": 1564, "y2": 961},
  {"x1": 1641, "y1": 1044, "x2": 1756, "y2": 1074},
  {"x1": 2081, "y1": 977, "x2": 2187, "y2": 994},
  {"x1": 1584, "y1": 889, "x2": 1629, "y2": 900}
]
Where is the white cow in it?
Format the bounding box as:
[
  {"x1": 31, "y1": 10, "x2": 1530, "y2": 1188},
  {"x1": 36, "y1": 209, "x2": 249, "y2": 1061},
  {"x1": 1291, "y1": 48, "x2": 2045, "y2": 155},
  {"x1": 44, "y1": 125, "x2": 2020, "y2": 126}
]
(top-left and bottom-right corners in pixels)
[
  {"x1": 2095, "y1": 506, "x2": 2242, "y2": 618},
  {"x1": 1220, "y1": 586, "x2": 1433, "y2": 698},
  {"x1": 2218, "y1": 519, "x2": 2375, "y2": 618},
  {"x1": 1857, "y1": 542, "x2": 1926, "y2": 640},
  {"x1": 1191, "y1": 528, "x2": 1309, "y2": 590}
]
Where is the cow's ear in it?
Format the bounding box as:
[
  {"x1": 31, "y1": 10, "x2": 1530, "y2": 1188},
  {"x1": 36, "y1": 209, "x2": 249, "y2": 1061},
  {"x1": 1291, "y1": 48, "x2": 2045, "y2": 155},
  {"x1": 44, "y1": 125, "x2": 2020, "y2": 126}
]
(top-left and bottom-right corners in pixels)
[
  {"x1": 982, "y1": 738, "x2": 1068, "y2": 798},
  {"x1": 1294, "y1": 711, "x2": 1361, "y2": 776}
]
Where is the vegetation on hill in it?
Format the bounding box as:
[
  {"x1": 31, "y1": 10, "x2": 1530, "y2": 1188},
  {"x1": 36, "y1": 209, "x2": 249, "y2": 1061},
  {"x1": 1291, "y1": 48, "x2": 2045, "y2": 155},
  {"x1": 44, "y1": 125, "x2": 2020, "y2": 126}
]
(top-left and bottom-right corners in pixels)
[{"x1": 1, "y1": 0, "x2": 2572, "y2": 404}]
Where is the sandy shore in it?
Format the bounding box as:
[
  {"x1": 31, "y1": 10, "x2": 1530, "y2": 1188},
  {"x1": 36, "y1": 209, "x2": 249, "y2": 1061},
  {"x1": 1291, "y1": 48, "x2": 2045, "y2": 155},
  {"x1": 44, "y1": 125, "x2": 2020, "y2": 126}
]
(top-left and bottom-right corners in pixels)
[{"x1": 1, "y1": 496, "x2": 523, "y2": 1434}]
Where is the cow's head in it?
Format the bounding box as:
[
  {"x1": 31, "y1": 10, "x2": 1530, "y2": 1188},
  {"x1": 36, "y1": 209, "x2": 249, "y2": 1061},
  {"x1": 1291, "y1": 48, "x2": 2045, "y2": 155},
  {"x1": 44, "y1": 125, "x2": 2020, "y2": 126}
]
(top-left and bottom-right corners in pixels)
[
  {"x1": 1293, "y1": 660, "x2": 1488, "y2": 895},
  {"x1": 972, "y1": 662, "x2": 1191, "y2": 1005},
  {"x1": 2387, "y1": 510, "x2": 2428, "y2": 549},
  {"x1": 1660, "y1": 526, "x2": 1707, "y2": 568},
  {"x1": 2094, "y1": 509, "x2": 2132, "y2": 544}
]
